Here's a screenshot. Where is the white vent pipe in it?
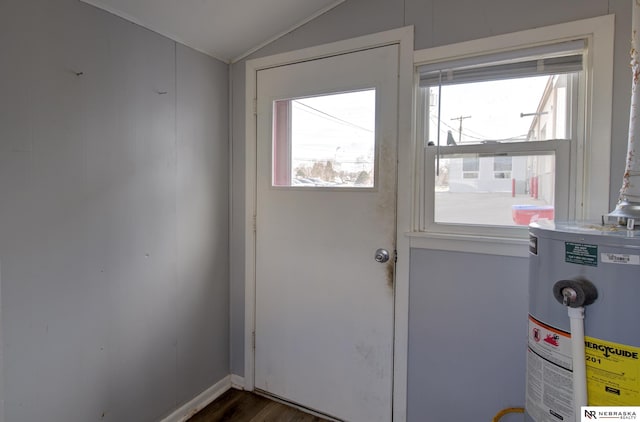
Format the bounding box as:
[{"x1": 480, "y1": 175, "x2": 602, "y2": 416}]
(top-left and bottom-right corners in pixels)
[{"x1": 610, "y1": 0, "x2": 640, "y2": 224}]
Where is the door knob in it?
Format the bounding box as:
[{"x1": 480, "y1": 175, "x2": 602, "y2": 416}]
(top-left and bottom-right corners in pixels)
[{"x1": 374, "y1": 248, "x2": 390, "y2": 263}]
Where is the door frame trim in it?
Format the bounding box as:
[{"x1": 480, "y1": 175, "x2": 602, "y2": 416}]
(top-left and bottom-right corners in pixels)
[{"x1": 244, "y1": 26, "x2": 414, "y2": 422}]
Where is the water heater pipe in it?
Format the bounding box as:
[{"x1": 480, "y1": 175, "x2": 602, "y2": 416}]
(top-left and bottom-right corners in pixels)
[
  {"x1": 610, "y1": 0, "x2": 640, "y2": 224},
  {"x1": 568, "y1": 306, "x2": 587, "y2": 422},
  {"x1": 553, "y1": 278, "x2": 598, "y2": 422}
]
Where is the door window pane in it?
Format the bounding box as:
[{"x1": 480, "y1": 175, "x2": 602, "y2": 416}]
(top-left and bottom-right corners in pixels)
[{"x1": 272, "y1": 89, "x2": 376, "y2": 188}]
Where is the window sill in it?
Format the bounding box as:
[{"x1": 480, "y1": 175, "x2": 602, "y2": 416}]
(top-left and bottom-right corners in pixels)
[{"x1": 406, "y1": 231, "x2": 529, "y2": 257}]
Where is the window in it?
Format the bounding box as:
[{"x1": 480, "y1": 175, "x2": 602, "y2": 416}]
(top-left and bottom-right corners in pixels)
[
  {"x1": 493, "y1": 156, "x2": 512, "y2": 179},
  {"x1": 462, "y1": 157, "x2": 479, "y2": 179},
  {"x1": 413, "y1": 16, "x2": 614, "y2": 246},
  {"x1": 419, "y1": 42, "x2": 580, "y2": 231},
  {"x1": 272, "y1": 89, "x2": 376, "y2": 188}
]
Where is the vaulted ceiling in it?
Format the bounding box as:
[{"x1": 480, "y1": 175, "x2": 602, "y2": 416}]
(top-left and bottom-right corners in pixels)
[{"x1": 80, "y1": 0, "x2": 345, "y2": 63}]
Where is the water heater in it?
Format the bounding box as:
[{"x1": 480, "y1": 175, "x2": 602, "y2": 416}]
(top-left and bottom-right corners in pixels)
[{"x1": 525, "y1": 221, "x2": 640, "y2": 422}]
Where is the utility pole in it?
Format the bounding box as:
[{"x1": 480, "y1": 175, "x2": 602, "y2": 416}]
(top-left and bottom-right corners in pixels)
[{"x1": 450, "y1": 115, "x2": 471, "y2": 143}]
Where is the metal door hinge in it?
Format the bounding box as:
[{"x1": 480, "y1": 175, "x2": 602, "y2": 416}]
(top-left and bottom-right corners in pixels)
[
  {"x1": 394, "y1": 249, "x2": 398, "y2": 263},
  {"x1": 253, "y1": 98, "x2": 257, "y2": 115},
  {"x1": 252, "y1": 331, "x2": 256, "y2": 350}
]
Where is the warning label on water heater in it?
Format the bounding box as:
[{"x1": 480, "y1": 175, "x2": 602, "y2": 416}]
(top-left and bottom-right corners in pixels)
[
  {"x1": 526, "y1": 315, "x2": 574, "y2": 422},
  {"x1": 585, "y1": 336, "x2": 640, "y2": 406},
  {"x1": 528, "y1": 315, "x2": 573, "y2": 370}
]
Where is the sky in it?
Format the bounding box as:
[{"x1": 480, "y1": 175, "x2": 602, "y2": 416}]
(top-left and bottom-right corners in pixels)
[
  {"x1": 290, "y1": 89, "x2": 376, "y2": 174},
  {"x1": 428, "y1": 75, "x2": 550, "y2": 145}
]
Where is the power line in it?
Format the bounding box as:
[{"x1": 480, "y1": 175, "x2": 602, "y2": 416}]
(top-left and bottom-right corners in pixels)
[
  {"x1": 429, "y1": 115, "x2": 528, "y2": 142},
  {"x1": 431, "y1": 116, "x2": 488, "y2": 141},
  {"x1": 293, "y1": 100, "x2": 374, "y2": 133}
]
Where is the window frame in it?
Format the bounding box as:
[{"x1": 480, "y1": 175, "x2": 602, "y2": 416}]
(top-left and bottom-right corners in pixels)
[
  {"x1": 410, "y1": 15, "x2": 614, "y2": 256},
  {"x1": 420, "y1": 69, "x2": 579, "y2": 233}
]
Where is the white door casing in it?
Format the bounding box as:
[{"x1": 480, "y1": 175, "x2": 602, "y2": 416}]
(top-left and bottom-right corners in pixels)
[{"x1": 244, "y1": 27, "x2": 414, "y2": 422}]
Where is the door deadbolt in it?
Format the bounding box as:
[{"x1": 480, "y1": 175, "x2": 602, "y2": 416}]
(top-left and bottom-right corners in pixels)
[{"x1": 374, "y1": 248, "x2": 390, "y2": 263}]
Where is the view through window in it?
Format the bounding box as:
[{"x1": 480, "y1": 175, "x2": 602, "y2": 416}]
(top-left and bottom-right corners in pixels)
[
  {"x1": 423, "y1": 71, "x2": 578, "y2": 227},
  {"x1": 272, "y1": 89, "x2": 376, "y2": 188}
]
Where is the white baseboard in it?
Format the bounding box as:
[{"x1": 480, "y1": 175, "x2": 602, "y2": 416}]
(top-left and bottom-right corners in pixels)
[
  {"x1": 230, "y1": 374, "x2": 245, "y2": 390},
  {"x1": 160, "y1": 375, "x2": 231, "y2": 422}
]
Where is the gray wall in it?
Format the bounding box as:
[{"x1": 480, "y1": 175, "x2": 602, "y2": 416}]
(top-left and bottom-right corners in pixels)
[
  {"x1": 0, "y1": 1, "x2": 229, "y2": 421},
  {"x1": 230, "y1": 0, "x2": 631, "y2": 420},
  {"x1": 408, "y1": 249, "x2": 528, "y2": 421}
]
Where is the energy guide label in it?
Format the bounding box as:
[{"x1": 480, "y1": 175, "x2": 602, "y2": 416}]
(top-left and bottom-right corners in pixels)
[
  {"x1": 585, "y1": 336, "x2": 640, "y2": 406},
  {"x1": 600, "y1": 252, "x2": 640, "y2": 265}
]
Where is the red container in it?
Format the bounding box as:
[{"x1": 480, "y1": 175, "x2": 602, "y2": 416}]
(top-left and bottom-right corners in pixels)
[{"x1": 512, "y1": 205, "x2": 554, "y2": 225}]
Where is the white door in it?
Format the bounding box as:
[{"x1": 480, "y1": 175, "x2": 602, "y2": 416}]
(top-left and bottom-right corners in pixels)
[{"x1": 254, "y1": 44, "x2": 399, "y2": 422}]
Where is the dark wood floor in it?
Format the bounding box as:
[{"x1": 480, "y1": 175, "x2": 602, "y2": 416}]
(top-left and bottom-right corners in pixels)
[{"x1": 188, "y1": 388, "x2": 332, "y2": 422}]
